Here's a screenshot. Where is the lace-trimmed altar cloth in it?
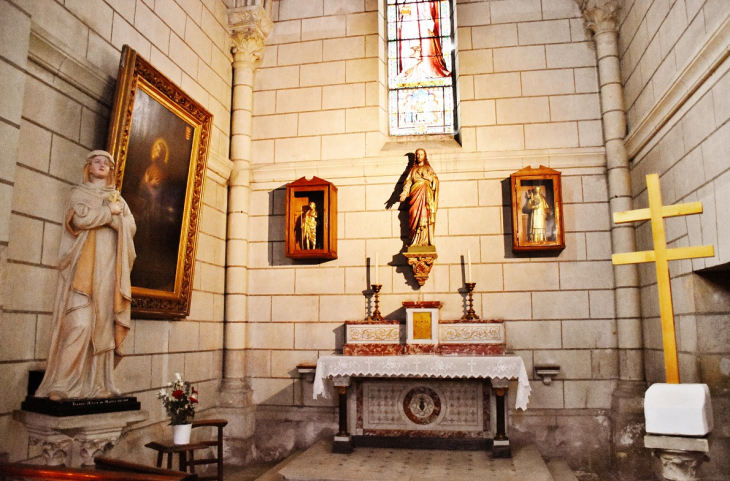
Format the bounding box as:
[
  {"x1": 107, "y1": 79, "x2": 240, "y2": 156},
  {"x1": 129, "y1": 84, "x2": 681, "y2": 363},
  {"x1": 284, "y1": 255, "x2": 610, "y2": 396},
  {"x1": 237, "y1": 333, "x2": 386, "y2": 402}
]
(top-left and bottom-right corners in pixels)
[{"x1": 313, "y1": 355, "x2": 531, "y2": 410}]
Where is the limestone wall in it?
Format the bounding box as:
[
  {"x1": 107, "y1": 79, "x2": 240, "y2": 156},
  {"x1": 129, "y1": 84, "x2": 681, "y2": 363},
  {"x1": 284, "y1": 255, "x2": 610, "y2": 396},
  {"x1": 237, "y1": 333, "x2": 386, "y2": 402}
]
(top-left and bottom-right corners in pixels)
[
  {"x1": 248, "y1": 0, "x2": 615, "y2": 469},
  {"x1": 619, "y1": 0, "x2": 730, "y2": 477},
  {"x1": 0, "y1": 0, "x2": 232, "y2": 462}
]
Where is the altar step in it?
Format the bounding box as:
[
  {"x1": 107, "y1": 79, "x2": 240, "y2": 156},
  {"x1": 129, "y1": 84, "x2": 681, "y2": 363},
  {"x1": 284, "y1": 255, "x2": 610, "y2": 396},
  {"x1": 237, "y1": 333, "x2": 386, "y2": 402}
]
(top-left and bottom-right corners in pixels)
[{"x1": 250, "y1": 440, "x2": 581, "y2": 481}]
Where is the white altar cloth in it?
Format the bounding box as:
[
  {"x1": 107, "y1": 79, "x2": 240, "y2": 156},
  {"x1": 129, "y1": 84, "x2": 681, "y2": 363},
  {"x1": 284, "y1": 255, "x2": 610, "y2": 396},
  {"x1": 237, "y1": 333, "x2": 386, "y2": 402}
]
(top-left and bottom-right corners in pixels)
[{"x1": 313, "y1": 355, "x2": 531, "y2": 410}]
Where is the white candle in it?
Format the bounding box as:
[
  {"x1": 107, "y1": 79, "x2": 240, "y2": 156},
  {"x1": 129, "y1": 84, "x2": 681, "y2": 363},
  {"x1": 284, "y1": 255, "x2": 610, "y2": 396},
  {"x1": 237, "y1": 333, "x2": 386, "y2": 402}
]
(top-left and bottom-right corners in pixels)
[
  {"x1": 375, "y1": 253, "x2": 379, "y2": 285},
  {"x1": 467, "y1": 250, "x2": 472, "y2": 283}
]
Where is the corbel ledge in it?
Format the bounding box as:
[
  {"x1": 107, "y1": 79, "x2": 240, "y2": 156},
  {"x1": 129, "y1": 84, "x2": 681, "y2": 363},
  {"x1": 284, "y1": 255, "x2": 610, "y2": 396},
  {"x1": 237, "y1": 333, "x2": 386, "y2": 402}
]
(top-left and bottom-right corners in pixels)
[
  {"x1": 228, "y1": 5, "x2": 273, "y2": 68},
  {"x1": 576, "y1": 0, "x2": 621, "y2": 36}
]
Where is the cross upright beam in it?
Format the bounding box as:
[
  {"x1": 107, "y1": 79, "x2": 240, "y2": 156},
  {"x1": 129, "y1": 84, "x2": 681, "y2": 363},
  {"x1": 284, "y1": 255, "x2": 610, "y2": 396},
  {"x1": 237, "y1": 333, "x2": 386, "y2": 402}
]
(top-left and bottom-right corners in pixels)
[{"x1": 611, "y1": 174, "x2": 714, "y2": 384}]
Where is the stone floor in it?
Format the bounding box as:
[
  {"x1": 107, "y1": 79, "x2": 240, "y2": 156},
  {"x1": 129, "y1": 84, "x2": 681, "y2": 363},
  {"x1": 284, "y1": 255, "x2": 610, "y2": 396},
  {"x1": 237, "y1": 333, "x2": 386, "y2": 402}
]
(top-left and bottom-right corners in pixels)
[{"x1": 232, "y1": 440, "x2": 559, "y2": 481}]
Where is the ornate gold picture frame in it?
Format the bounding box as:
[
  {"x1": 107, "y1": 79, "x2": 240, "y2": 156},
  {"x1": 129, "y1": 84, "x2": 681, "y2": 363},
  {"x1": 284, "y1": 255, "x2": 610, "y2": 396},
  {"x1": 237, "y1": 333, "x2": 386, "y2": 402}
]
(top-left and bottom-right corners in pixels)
[
  {"x1": 107, "y1": 45, "x2": 212, "y2": 318},
  {"x1": 510, "y1": 165, "x2": 565, "y2": 253}
]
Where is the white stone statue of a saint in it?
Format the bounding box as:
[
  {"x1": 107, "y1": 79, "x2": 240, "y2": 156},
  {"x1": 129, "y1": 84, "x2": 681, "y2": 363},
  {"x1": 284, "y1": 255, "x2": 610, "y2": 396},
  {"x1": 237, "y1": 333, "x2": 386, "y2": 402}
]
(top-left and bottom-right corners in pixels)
[{"x1": 35, "y1": 150, "x2": 136, "y2": 401}]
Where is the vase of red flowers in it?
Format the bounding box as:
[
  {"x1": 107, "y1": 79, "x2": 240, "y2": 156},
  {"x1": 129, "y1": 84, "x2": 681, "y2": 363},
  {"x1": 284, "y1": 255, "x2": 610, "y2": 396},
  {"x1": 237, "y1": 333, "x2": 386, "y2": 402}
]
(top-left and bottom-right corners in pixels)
[{"x1": 158, "y1": 373, "x2": 198, "y2": 444}]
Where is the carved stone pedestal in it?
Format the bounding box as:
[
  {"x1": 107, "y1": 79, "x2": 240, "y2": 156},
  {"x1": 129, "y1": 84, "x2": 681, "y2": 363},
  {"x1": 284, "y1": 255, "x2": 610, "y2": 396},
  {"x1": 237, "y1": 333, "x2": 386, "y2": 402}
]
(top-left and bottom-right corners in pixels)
[
  {"x1": 645, "y1": 434, "x2": 710, "y2": 481},
  {"x1": 403, "y1": 248, "x2": 437, "y2": 286},
  {"x1": 14, "y1": 409, "x2": 148, "y2": 467}
]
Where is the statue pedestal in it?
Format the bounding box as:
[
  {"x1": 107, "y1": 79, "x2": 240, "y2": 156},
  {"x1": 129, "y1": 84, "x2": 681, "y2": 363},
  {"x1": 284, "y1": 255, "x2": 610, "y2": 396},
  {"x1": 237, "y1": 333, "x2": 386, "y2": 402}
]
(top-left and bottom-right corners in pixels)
[
  {"x1": 403, "y1": 247, "x2": 437, "y2": 286},
  {"x1": 14, "y1": 409, "x2": 148, "y2": 467}
]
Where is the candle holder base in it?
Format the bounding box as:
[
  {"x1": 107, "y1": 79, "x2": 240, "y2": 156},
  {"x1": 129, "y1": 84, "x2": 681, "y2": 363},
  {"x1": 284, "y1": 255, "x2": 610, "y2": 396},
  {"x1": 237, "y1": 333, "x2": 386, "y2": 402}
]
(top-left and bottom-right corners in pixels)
[
  {"x1": 461, "y1": 282, "x2": 479, "y2": 320},
  {"x1": 368, "y1": 284, "x2": 383, "y2": 321}
]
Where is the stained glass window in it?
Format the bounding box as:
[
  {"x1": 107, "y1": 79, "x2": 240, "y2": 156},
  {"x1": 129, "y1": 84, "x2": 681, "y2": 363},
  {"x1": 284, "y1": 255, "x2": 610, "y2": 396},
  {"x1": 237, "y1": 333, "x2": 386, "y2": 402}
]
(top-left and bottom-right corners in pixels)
[{"x1": 387, "y1": 0, "x2": 456, "y2": 136}]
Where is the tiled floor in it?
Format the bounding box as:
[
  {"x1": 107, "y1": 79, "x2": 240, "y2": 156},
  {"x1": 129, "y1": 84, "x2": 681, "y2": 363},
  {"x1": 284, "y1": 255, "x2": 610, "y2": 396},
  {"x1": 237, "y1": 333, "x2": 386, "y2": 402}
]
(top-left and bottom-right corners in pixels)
[{"x1": 275, "y1": 440, "x2": 556, "y2": 481}]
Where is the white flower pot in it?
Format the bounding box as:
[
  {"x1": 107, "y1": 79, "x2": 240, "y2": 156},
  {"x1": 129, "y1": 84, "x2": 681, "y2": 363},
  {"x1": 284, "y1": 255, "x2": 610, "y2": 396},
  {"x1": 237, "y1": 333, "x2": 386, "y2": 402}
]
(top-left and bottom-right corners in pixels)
[{"x1": 172, "y1": 423, "x2": 192, "y2": 444}]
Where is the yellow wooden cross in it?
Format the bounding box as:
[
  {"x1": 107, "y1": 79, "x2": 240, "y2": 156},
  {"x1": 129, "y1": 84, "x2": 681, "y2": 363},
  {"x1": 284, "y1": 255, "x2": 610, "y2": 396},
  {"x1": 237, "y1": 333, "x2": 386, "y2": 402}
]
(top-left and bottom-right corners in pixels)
[{"x1": 612, "y1": 174, "x2": 715, "y2": 384}]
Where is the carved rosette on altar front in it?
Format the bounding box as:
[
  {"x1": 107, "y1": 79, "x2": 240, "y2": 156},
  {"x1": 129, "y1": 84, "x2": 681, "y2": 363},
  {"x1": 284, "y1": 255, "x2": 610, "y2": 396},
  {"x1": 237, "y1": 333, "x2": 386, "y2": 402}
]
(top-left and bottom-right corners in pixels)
[{"x1": 403, "y1": 250, "x2": 438, "y2": 286}]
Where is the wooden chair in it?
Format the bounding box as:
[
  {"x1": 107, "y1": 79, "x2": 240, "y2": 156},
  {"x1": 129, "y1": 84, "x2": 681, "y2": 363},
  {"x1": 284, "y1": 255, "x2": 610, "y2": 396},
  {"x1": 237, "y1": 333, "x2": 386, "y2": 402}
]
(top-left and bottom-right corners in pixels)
[{"x1": 186, "y1": 419, "x2": 228, "y2": 481}]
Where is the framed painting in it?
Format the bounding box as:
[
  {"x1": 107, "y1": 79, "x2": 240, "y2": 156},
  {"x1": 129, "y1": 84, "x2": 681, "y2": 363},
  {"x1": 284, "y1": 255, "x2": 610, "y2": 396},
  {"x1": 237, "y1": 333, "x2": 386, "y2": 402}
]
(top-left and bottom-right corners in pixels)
[
  {"x1": 510, "y1": 165, "x2": 565, "y2": 253},
  {"x1": 107, "y1": 45, "x2": 212, "y2": 318}
]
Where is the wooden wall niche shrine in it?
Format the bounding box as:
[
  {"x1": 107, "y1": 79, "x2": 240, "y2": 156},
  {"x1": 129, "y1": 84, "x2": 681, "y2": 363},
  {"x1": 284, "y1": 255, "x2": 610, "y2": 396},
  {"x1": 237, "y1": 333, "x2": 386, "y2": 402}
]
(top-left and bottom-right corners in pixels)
[
  {"x1": 510, "y1": 166, "x2": 565, "y2": 253},
  {"x1": 285, "y1": 176, "x2": 338, "y2": 260}
]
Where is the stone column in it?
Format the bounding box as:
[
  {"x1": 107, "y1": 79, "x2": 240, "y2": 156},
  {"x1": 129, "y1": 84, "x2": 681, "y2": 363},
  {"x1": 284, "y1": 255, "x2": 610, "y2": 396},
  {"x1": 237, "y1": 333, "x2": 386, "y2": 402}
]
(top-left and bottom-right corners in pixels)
[
  {"x1": 577, "y1": 1, "x2": 651, "y2": 479},
  {"x1": 220, "y1": 1, "x2": 272, "y2": 465}
]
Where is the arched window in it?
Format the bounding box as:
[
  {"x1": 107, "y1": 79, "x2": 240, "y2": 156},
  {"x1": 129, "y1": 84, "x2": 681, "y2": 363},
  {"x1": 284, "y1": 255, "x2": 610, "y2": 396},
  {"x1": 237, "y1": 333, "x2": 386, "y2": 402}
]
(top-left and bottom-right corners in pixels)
[{"x1": 387, "y1": 0, "x2": 456, "y2": 136}]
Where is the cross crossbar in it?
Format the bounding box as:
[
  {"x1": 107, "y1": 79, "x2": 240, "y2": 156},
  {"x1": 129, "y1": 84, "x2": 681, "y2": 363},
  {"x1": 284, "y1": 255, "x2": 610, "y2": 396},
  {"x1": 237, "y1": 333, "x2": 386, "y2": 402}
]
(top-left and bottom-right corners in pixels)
[
  {"x1": 612, "y1": 245, "x2": 715, "y2": 265},
  {"x1": 613, "y1": 202, "x2": 704, "y2": 224},
  {"x1": 611, "y1": 174, "x2": 714, "y2": 384}
]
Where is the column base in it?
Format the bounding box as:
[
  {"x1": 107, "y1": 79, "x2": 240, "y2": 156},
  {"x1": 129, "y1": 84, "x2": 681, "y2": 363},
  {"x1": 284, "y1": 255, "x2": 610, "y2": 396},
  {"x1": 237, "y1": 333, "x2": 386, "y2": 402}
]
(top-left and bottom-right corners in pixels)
[{"x1": 215, "y1": 378, "x2": 256, "y2": 466}]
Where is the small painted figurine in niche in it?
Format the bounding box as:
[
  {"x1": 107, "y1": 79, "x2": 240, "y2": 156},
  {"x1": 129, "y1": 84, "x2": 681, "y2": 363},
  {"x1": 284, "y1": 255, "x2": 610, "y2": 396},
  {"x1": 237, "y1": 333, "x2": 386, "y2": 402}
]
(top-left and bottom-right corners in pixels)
[
  {"x1": 35, "y1": 150, "x2": 136, "y2": 401},
  {"x1": 301, "y1": 201, "x2": 317, "y2": 249},
  {"x1": 400, "y1": 148, "x2": 439, "y2": 247},
  {"x1": 524, "y1": 186, "x2": 551, "y2": 242}
]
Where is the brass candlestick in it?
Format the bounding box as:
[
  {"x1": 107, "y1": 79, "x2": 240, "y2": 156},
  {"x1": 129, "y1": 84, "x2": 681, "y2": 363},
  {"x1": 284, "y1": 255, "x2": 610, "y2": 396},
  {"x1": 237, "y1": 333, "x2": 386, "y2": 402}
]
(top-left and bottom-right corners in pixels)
[
  {"x1": 369, "y1": 284, "x2": 383, "y2": 321},
  {"x1": 462, "y1": 282, "x2": 479, "y2": 320}
]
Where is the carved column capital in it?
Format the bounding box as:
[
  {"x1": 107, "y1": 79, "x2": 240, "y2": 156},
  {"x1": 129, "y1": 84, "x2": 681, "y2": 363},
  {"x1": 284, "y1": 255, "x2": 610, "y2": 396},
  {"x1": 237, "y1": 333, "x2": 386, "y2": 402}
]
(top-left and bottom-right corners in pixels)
[
  {"x1": 576, "y1": 0, "x2": 621, "y2": 36},
  {"x1": 229, "y1": 5, "x2": 273, "y2": 69}
]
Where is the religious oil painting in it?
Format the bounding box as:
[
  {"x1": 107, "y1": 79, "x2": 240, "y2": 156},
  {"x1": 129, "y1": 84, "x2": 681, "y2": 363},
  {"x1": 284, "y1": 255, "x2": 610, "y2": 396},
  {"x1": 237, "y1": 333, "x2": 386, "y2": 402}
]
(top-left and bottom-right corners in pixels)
[
  {"x1": 510, "y1": 166, "x2": 565, "y2": 253},
  {"x1": 107, "y1": 45, "x2": 212, "y2": 318},
  {"x1": 387, "y1": 0, "x2": 456, "y2": 135}
]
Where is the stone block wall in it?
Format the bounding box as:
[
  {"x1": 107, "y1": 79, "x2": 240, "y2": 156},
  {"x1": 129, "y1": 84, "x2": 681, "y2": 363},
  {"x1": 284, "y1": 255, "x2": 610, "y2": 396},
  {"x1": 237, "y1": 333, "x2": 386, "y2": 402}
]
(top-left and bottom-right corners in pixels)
[
  {"x1": 247, "y1": 0, "x2": 615, "y2": 470},
  {"x1": 0, "y1": 0, "x2": 232, "y2": 462},
  {"x1": 619, "y1": 0, "x2": 730, "y2": 478}
]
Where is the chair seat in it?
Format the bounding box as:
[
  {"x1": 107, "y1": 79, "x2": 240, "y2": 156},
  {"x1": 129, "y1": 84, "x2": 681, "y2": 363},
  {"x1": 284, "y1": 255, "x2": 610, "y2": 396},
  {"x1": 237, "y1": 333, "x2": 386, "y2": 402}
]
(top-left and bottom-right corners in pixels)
[{"x1": 145, "y1": 418, "x2": 227, "y2": 481}]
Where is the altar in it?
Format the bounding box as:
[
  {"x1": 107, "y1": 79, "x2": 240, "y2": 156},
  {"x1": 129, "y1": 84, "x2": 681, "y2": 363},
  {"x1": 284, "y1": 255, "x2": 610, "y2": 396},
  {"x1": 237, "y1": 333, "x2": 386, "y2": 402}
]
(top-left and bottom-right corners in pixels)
[{"x1": 313, "y1": 354, "x2": 530, "y2": 457}]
